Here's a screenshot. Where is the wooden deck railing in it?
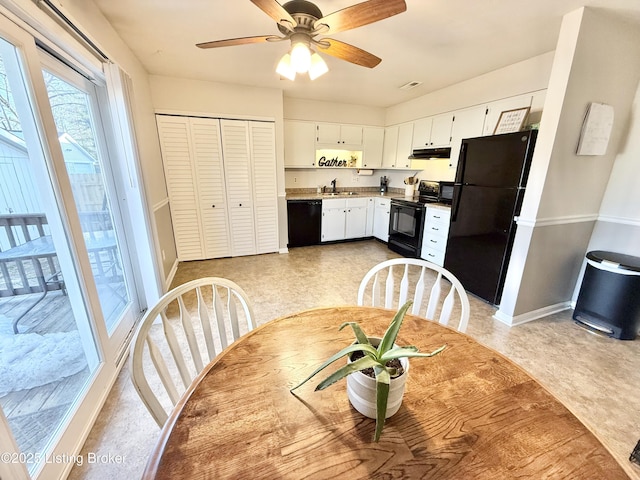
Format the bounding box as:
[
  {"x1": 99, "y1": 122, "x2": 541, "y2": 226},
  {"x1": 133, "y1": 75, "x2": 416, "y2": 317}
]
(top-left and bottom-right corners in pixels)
[
  {"x1": 0, "y1": 212, "x2": 113, "y2": 297},
  {"x1": 0, "y1": 213, "x2": 48, "y2": 250}
]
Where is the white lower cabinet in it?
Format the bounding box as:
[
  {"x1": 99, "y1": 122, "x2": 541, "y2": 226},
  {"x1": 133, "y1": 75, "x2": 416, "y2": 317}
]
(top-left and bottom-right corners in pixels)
[
  {"x1": 365, "y1": 197, "x2": 375, "y2": 236},
  {"x1": 373, "y1": 198, "x2": 391, "y2": 242},
  {"x1": 322, "y1": 198, "x2": 370, "y2": 242},
  {"x1": 321, "y1": 199, "x2": 346, "y2": 242},
  {"x1": 421, "y1": 206, "x2": 451, "y2": 266},
  {"x1": 157, "y1": 115, "x2": 278, "y2": 260},
  {"x1": 346, "y1": 199, "x2": 368, "y2": 238}
]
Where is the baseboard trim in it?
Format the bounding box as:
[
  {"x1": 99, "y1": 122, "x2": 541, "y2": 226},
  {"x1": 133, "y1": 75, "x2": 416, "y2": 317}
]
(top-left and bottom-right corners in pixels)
[
  {"x1": 494, "y1": 302, "x2": 572, "y2": 326},
  {"x1": 279, "y1": 247, "x2": 289, "y2": 254},
  {"x1": 164, "y1": 259, "x2": 178, "y2": 291}
]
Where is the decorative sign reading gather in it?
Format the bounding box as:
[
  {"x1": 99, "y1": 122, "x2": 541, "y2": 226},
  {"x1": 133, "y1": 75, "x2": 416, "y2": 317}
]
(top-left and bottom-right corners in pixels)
[{"x1": 315, "y1": 149, "x2": 362, "y2": 168}]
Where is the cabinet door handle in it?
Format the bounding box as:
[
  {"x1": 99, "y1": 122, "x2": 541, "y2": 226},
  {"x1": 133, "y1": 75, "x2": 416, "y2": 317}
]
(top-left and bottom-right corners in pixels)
[
  {"x1": 239, "y1": 203, "x2": 242, "y2": 207},
  {"x1": 212, "y1": 205, "x2": 215, "y2": 208}
]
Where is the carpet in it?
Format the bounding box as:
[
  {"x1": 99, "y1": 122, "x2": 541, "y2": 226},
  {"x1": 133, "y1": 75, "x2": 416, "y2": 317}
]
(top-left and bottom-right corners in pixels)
[{"x1": 0, "y1": 316, "x2": 87, "y2": 397}]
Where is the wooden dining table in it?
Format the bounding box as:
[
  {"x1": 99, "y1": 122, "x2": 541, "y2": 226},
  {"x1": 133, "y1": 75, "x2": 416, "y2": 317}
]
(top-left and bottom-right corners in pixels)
[{"x1": 142, "y1": 306, "x2": 629, "y2": 479}]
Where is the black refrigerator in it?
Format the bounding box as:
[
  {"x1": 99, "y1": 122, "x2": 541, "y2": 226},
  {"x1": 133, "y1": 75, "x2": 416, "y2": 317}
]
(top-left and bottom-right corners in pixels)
[{"x1": 444, "y1": 130, "x2": 537, "y2": 305}]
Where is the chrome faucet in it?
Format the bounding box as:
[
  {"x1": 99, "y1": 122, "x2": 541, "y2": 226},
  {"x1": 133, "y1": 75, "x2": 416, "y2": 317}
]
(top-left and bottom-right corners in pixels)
[{"x1": 331, "y1": 178, "x2": 337, "y2": 193}]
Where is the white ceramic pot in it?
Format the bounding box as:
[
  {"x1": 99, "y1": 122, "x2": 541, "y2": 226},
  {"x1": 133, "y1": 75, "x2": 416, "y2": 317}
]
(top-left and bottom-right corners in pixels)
[
  {"x1": 404, "y1": 184, "x2": 415, "y2": 197},
  {"x1": 346, "y1": 338, "x2": 409, "y2": 419}
]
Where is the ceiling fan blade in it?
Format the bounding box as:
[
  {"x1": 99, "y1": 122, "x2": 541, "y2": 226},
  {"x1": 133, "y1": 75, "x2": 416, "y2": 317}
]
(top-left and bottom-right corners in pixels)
[
  {"x1": 196, "y1": 35, "x2": 276, "y2": 49},
  {"x1": 314, "y1": 0, "x2": 406, "y2": 34},
  {"x1": 250, "y1": 0, "x2": 297, "y2": 27},
  {"x1": 318, "y1": 39, "x2": 381, "y2": 68}
]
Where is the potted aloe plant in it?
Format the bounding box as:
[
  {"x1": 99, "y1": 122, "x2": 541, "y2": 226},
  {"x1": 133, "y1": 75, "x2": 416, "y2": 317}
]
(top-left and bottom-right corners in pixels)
[{"x1": 291, "y1": 301, "x2": 446, "y2": 441}]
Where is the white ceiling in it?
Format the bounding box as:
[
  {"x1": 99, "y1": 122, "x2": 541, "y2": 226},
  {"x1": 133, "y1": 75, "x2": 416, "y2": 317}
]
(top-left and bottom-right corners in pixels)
[{"x1": 92, "y1": 0, "x2": 640, "y2": 108}]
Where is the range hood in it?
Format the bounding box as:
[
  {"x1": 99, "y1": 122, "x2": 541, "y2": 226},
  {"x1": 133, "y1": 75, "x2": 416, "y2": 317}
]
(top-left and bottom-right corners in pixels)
[{"x1": 408, "y1": 147, "x2": 451, "y2": 159}]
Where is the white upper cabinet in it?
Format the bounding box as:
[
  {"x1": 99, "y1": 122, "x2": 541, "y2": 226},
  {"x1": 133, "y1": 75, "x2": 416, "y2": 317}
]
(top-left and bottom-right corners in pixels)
[
  {"x1": 430, "y1": 114, "x2": 454, "y2": 147},
  {"x1": 412, "y1": 117, "x2": 432, "y2": 150},
  {"x1": 449, "y1": 106, "x2": 487, "y2": 169},
  {"x1": 316, "y1": 123, "x2": 363, "y2": 146},
  {"x1": 382, "y1": 123, "x2": 413, "y2": 169},
  {"x1": 284, "y1": 120, "x2": 317, "y2": 168},
  {"x1": 412, "y1": 114, "x2": 454, "y2": 150},
  {"x1": 483, "y1": 94, "x2": 533, "y2": 136},
  {"x1": 382, "y1": 125, "x2": 398, "y2": 168},
  {"x1": 362, "y1": 127, "x2": 384, "y2": 168},
  {"x1": 395, "y1": 122, "x2": 414, "y2": 169}
]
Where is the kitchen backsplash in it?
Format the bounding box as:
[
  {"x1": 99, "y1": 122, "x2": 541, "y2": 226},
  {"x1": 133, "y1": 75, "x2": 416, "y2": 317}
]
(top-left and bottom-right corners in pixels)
[{"x1": 284, "y1": 163, "x2": 455, "y2": 191}]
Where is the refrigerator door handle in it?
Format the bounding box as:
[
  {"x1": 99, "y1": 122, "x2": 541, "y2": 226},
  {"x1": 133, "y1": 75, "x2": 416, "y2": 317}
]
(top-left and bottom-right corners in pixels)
[
  {"x1": 455, "y1": 143, "x2": 468, "y2": 184},
  {"x1": 451, "y1": 185, "x2": 462, "y2": 222}
]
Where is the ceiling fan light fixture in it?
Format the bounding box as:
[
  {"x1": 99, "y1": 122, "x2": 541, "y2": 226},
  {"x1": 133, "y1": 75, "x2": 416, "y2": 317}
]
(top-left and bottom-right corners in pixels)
[
  {"x1": 309, "y1": 52, "x2": 328, "y2": 80},
  {"x1": 276, "y1": 53, "x2": 296, "y2": 80},
  {"x1": 290, "y1": 41, "x2": 312, "y2": 73}
]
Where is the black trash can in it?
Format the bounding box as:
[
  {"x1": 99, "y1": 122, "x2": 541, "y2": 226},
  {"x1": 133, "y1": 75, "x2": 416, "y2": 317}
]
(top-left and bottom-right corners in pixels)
[{"x1": 573, "y1": 250, "x2": 640, "y2": 340}]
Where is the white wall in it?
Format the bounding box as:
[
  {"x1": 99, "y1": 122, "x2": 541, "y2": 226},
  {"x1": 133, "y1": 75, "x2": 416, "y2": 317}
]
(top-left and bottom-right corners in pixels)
[
  {"x1": 498, "y1": 7, "x2": 640, "y2": 322},
  {"x1": 385, "y1": 52, "x2": 554, "y2": 125},
  {"x1": 62, "y1": 0, "x2": 167, "y2": 207},
  {"x1": 575, "y1": 77, "x2": 640, "y2": 299},
  {"x1": 599, "y1": 87, "x2": 640, "y2": 220},
  {"x1": 284, "y1": 98, "x2": 385, "y2": 126}
]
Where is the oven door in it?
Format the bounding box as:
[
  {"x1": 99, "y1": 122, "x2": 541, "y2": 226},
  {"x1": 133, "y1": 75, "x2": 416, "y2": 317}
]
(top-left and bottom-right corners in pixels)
[{"x1": 388, "y1": 200, "x2": 426, "y2": 257}]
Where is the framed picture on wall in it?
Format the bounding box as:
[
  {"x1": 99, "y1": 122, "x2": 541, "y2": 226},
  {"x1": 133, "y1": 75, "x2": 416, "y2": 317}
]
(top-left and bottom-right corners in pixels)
[{"x1": 493, "y1": 107, "x2": 530, "y2": 134}]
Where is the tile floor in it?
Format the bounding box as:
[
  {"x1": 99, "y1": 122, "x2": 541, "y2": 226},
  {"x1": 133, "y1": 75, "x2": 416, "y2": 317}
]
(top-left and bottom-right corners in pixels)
[{"x1": 68, "y1": 240, "x2": 640, "y2": 480}]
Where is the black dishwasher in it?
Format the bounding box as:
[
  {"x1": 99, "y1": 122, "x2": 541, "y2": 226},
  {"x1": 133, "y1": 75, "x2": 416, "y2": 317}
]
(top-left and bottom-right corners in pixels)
[{"x1": 287, "y1": 200, "x2": 322, "y2": 247}]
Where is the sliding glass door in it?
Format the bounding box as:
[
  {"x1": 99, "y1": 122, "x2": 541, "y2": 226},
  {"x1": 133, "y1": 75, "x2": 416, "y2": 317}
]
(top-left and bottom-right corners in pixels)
[
  {"x1": 0, "y1": 13, "x2": 143, "y2": 480},
  {"x1": 40, "y1": 54, "x2": 139, "y2": 350}
]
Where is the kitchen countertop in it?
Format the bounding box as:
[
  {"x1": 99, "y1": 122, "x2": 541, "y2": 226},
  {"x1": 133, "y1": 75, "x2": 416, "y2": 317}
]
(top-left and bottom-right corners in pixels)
[
  {"x1": 285, "y1": 189, "x2": 404, "y2": 201},
  {"x1": 285, "y1": 190, "x2": 451, "y2": 210}
]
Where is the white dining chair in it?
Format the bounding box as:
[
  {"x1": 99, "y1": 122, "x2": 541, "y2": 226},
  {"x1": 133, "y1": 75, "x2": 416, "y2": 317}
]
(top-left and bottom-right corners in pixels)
[
  {"x1": 357, "y1": 258, "x2": 470, "y2": 333},
  {"x1": 130, "y1": 277, "x2": 255, "y2": 427}
]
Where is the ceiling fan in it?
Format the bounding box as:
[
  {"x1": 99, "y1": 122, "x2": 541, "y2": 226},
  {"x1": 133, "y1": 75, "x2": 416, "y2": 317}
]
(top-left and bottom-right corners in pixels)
[{"x1": 196, "y1": 0, "x2": 407, "y2": 80}]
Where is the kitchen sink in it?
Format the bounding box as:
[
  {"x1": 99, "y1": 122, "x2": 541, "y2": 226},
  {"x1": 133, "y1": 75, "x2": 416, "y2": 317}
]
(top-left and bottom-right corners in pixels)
[{"x1": 322, "y1": 192, "x2": 358, "y2": 196}]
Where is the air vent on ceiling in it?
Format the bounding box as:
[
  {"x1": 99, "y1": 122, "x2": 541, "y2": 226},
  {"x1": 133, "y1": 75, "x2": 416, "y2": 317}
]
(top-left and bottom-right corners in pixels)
[{"x1": 400, "y1": 81, "x2": 422, "y2": 91}]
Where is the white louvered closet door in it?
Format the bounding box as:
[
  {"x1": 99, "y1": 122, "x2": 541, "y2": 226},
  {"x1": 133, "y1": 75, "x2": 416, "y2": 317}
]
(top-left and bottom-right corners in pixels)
[
  {"x1": 249, "y1": 121, "x2": 279, "y2": 254},
  {"x1": 189, "y1": 118, "x2": 232, "y2": 258},
  {"x1": 156, "y1": 115, "x2": 204, "y2": 260},
  {"x1": 220, "y1": 119, "x2": 257, "y2": 256}
]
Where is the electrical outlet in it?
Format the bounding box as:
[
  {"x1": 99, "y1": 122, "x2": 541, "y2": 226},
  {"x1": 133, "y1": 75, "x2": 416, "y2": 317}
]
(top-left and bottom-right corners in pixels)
[{"x1": 294, "y1": 177, "x2": 297, "y2": 183}]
